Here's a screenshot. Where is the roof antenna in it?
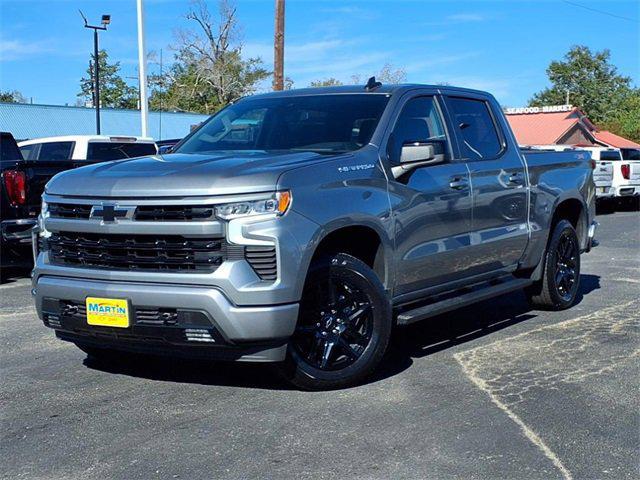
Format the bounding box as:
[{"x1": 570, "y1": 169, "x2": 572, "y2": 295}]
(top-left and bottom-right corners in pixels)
[{"x1": 365, "y1": 76, "x2": 382, "y2": 92}]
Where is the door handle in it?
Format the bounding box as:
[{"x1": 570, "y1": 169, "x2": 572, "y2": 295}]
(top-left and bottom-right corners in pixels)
[
  {"x1": 449, "y1": 177, "x2": 468, "y2": 190},
  {"x1": 507, "y1": 172, "x2": 523, "y2": 186}
]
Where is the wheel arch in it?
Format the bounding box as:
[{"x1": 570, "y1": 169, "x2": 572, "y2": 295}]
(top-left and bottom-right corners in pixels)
[
  {"x1": 304, "y1": 222, "x2": 393, "y2": 293},
  {"x1": 551, "y1": 196, "x2": 588, "y2": 250}
]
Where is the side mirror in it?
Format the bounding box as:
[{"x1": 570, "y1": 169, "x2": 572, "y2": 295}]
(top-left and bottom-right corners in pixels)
[
  {"x1": 400, "y1": 142, "x2": 435, "y2": 164},
  {"x1": 392, "y1": 141, "x2": 443, "y2": 178}
]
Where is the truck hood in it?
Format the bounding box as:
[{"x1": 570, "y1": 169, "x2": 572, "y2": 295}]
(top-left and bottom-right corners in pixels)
[{"x1": 45, "y1": 151, "x2": 328, "y2": 198}]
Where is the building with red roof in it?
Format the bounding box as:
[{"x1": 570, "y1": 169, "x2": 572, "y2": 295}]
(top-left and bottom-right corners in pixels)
[{"x1": 504, "y1": 105, "x2": 640, "y2": 148}]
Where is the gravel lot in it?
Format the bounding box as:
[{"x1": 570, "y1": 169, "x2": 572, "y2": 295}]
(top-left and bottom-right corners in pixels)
[{"x1": 1, "y1": 209, "x2": 638, "y2": 480}]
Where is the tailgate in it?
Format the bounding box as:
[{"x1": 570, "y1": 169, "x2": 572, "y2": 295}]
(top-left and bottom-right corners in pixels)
[
  {"x1": 629, "y1": 161, "x2": 640, "y2": 181},
  {"x1": 593, "y1": 161, "x2": 613, "y2": 186}
]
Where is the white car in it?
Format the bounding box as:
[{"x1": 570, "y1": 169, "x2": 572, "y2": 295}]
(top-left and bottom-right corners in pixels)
[
  {"x1": 583, "y1": 147, "x2": 640, "y2": 201},
  {"x1": 18, "y1": 135, "x2": 157, "y2": 162}
]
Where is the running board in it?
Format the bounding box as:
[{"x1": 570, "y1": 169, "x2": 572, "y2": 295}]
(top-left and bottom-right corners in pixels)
[{"x1": 396, "y1": 278, "x2": 533, "y2": 326}]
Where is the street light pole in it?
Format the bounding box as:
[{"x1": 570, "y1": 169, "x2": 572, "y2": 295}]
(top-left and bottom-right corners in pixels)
[
  {"x1": 273, "y1": 0, "x2": 285, "y2": 91},
  {"x1": 136, "y1": 0, "x2": 149, "y2": 138},
  {"x1": 93, "y1": 28, "x2": 101, "y2": 134},
  {"x1": 80, "y1": 11, "x2": 110, "y2": 135}
]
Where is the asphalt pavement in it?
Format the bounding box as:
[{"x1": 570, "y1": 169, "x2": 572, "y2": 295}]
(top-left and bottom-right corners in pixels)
[{"x1": 1, "y1": 209, "x2": 638, "y2": 480}]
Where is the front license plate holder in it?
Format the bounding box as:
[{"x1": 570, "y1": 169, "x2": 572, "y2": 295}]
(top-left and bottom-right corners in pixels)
[{"x1": 86, "y1": 297, "x2": 130, "y2": 328}]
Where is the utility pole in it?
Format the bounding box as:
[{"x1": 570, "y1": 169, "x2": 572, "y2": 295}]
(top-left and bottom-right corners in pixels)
[
  {"x1": 80, "y1": 11, "x2": 110, "y2": 135},
  {"x1": 136, "y1": 0, "x2": 149, "y2": 138},
  {"x1": 273, "y1": 0, "x2": 285, "y2": 91}
]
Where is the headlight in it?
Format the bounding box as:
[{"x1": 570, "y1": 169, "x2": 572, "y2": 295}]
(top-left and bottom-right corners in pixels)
[
  {"x1": 38, "y1": 199, "x2": 51, "y2": 238},
  {"x1": 215, "y1": 191, "x2": 291, "y2": 220}
]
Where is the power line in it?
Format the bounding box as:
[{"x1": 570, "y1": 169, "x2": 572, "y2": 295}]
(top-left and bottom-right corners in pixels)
[{"x1": 562, "y1": 0, "x2": 640, "y2": 24}]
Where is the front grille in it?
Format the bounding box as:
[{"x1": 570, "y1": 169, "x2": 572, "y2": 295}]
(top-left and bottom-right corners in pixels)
[
  {"x1": 134, "y1": 205, "x2": 215, "y2": 221},
  {"x1": 48, "y1": 203, "x2": 216, "y2": 222},
  {"x1": 48, "y1": 232, "x2": 226, "y2": 272},
  {"x1": 245, "y1": 246, "x2": 277, "y2": 281},
  {"x1": 49, "y1": 203, "x2": 92, "y2": 219}
]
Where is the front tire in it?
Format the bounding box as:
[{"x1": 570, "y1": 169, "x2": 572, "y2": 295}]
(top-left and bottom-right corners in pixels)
[
  {"x1": 279, "y1": 253, "x2": 392, "y2": 390},
  {"x1": 526, "y1": 219, "x2": 581, "y2": 310}
]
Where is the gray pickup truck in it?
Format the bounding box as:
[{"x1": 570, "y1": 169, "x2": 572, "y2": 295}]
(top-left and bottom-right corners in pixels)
[{"x1": 33, "y1": 82, "x2": 597, "y2": 389}]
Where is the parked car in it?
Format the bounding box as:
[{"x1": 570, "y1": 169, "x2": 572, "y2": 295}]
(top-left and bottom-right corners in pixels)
[
  {"x1": 584, "y1": 147, "x2": 640, "y2": 205},
  {"x1": 1, "y1": 132, "x2": 34, "y2": 268},
  {"x1": 1, "y1": 135, "x2": 157, "y2": 269},
  {"x1": 32, "y1": 83, "x2": 597, "y2": 389},
  {"x1": 19, "y1": 135, "x2": 157, "y2": 162}
]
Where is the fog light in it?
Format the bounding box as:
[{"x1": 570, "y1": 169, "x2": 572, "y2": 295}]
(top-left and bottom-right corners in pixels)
[{"x1": 184, "y1": 328, "x2": 216, "y2": 343}]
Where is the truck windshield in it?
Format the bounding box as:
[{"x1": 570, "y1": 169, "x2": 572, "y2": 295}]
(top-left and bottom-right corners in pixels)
[
  {"x1": 599, "y1": 150, "x2": 622, "y2": 161},
  {"x1": 175, "y1": 94, "x2": 390, "y2": 155},
  {"x1": 87, "y1": 142, "x2": 157, "y2": 161}
]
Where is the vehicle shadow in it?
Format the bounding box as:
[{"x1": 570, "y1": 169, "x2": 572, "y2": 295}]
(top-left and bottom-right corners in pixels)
[
  {"x1": 372, "y1": 273, "x2": 601, "y2": 383},
  {"x1": 84, "y1": 354, "x2": 294, "y2": 390},
  {"x1": 83, "y1": 274, "x2": 601, "y2": 390},
  {"x1": 0, "y1": 266, "x2": 31, "y2": 285}
]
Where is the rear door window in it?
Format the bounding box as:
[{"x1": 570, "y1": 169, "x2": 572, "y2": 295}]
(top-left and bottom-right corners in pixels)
[
  {"x1": 37, "y1": 142, "x2": 74, "y2": 161},
  {"x1": 86, "y1": 142, "x2": 157, "y2": 161},
  {"x1": 446, "y1": 97, "x2": 503, "y2": 160}
]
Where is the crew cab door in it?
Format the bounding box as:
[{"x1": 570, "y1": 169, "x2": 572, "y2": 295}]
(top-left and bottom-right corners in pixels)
[
  {"x1": 443, "y1": 94, "x2": 529, "y2": 272},
  {"x1": 384, "y1": 93, "x2": 473, "y2": 297}
]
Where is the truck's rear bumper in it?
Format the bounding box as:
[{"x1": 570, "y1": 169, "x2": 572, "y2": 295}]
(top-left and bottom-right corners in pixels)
[
  {"x1": 594, "y1": 186, "x2": 615, "y2": 199},
  {"x1": 614, "y1": 185, "x2": 640, "y2": 197},
  {"x1": 1, "y1": 218, "x2": 36, "y2": 243},
  {"x1": 33, "y1": 276, "x2": 299, "y2": 362},
  {"x1": 1, "y1": 218, "x2": 36, "y2": 267}
]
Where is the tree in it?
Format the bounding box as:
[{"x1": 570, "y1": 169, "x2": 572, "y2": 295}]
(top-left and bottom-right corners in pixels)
[
  {"x1": 350, "y1": 63, "x2": 407, "y2": 85},
  {"x1": 150, "y1": 0, "x2": 270, "y2": 114},
  {"x1": 529, "y1": 45, "x2": 634, "y2": 125},
  {"x1": 308, "y1": 78, "x2": 343, "y2": 87},
  {"x1": 376, "y1": 63, "x2": 407, "y2": 84},
  {"x1": 0, "y1": 90, "x2": 27, "y2": 103},
  {"x1": 600, "y1": 89, "x2": 640, "y2": 143},
  {"x1": 78, "y1": 50, "x2": 138, "y2": 109}
]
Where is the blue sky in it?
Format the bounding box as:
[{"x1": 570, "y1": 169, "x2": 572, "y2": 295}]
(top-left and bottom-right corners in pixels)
[{"x1": 1, "y1": 0, "x2": 638, "y2": 108}]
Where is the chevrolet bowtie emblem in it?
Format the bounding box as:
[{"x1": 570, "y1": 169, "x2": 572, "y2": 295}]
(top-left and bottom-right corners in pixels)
[{"x1": 90, "y1": 204, "x2": 132, "y2": 222}]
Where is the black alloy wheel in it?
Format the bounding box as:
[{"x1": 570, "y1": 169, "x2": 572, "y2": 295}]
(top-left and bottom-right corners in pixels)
[
  {"x1": 293, "y1": 276, "x2": 374, "y2": 371},
  {"x1": 279, "y1": 253, "x2": 392, "y2": 390},
  {"x1": 526, "y1": 219, "x2": 581, "y2": 310},
  {"x1": 554, "y1": 231, "x2": 578, "y2": 302}
]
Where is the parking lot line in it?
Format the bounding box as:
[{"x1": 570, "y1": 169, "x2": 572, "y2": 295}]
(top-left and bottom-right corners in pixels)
[{"x1": 455, "y1": 300, "x2": 639, "y2": 480}]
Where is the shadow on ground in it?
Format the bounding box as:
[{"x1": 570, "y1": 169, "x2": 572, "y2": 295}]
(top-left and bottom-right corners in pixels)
[
  {"x1": 83, "y1": 274, "x2": 601, "y2": 390},
  {"x1": 0, "y1": 266, "x2": 31, "y2": 285}
]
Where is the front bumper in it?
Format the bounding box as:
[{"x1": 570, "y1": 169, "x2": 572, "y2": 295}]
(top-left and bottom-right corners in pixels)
[{"x1": 34, "y1": 276, "x2": 299, "y2": 362}]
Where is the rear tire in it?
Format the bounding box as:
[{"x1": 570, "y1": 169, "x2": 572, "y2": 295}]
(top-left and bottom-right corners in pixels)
[
  {"x1": 526, "y1": 219, "x2": 581, "y2": 310},
  {"x1": 278, "y1": 253, "x2": 392, "y2": 390}
]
